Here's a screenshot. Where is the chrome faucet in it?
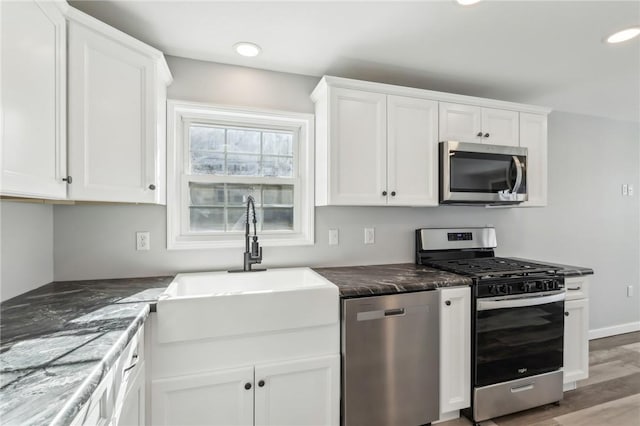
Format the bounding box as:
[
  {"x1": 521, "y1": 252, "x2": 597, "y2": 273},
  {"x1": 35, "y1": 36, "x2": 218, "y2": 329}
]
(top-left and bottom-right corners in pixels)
[{"x1": 229, "y1": 195, "x2": 265, "y2": 273}]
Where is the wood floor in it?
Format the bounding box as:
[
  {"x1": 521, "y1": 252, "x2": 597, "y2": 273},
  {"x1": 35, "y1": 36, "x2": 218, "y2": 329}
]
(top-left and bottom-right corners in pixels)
[{"x1": 441, "y1": 331, "x2": 640, "y2": 426}]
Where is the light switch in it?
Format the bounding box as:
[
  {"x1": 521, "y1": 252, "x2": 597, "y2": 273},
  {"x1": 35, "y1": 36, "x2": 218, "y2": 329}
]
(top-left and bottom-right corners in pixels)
[
  {"x1": 622, "y1": 184, "x2": 628, "y2": 196},
  {"x1": 328, "y1": 229, "x2": 339, "y2": 245},
  {"x1": 629, "y1": 185, "x2": 634, "y2": 196},
  {"x1": 364, "y1": 228, "x2": 375, "y2": 245}
]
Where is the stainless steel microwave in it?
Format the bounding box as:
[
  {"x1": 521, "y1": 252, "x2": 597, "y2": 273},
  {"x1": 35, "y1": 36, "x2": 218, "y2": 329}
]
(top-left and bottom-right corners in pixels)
[{"x1": 439, "y1": 141, "x2": 528, "y2": 205}]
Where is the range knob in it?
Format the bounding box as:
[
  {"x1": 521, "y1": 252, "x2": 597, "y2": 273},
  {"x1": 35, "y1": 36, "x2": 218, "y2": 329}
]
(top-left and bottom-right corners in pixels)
[{"x1": 497, "y1": 284, "x2": 511, "y2": 295}]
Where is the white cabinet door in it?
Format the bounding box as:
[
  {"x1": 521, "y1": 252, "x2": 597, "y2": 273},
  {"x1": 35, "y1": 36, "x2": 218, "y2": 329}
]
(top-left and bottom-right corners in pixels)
[
  {"x1": 327, "y1": 88, "x2": 387, "y2": 205},
  {"x1": 67, "y1": 21, "x2": 163, "y2": 203},
  {"x1": 439, "y1": 102, "x2": 482, "y2": 143},
  {"x1": 439, "y1": 287, "x2": 471, "y2": 416},
  {"x1": 481, "y1": 108, "x2": 519, "y2": 146},
  {"x1": 254, "y1": 355, "x2": 339, "y2": 426},
  {"x1": 115, "y1": 361, "x2": 145, "y2": 426},
  {"x1": 151, "y1": 366, "x2": 254, "y2": 426},
  {"x1": 387, "y1": 95, "x2": 439, "y2": 206},
  {"x1": 1, "y1": 0, "x2": 67, "y2": 199},
  {"x1": 519, "y1": 113, "x2": 548, "y2": 206},
  {"x1": 563, "y1": 298, "x2": 589, "y2": 384}
]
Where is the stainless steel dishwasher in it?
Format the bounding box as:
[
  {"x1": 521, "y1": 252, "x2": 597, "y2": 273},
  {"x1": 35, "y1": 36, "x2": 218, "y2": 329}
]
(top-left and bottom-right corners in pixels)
[{"x1": 342, "y1": 290, "x2": 439, "y2": 426}]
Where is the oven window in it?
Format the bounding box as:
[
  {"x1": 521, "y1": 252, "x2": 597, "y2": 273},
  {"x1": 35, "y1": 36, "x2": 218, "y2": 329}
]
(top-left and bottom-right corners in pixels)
[
  {"x1": 475, "y1": 300, "x2": 564, "y2": 387},
  {"x1": 450, "y1": 151, "x2": 526, "y2": 194}
]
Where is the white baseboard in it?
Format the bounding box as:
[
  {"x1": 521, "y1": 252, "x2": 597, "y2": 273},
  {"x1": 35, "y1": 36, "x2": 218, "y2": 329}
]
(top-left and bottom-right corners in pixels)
[{"x1": 589, "y1": 321, "x2": 640, "y2": 340}]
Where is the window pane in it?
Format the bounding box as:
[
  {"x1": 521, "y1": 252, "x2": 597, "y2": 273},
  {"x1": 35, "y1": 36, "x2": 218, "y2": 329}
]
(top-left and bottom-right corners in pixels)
[
  {"x1": 228, "y1": 129, "x2": 260, "y2": 154},
  {"x1": 227, "y1": 207, "x2": 248, "y2": 231},
  {"x1": 263, "y1": 132, "x2": 293, "y2": 155},
  {"x1": 190, "y1": 183, "x2": 225, "y2": 205},
  {"x1": 191, "y1": 152, "x2": 225, "y2": 175},
  {"x1": 262, "y1": 207, "x2": 293, "y2": 231},
  {"x1": 227, "y1": 154, "x2": 260, "y2": 176},
  {"x1": 227, "y1": 185, "x2": 261, "y2": 206},
  {"x1": 262, "y1": 156, "x2": 293, "y2": 177},
  {"x1": 263, "y1": 185, "x2": 293, "y2": 205},
  {"x1": 190, "y1": 207, "x2": 224, "y2": 231},
  {"x1": 190, "y1": 126, "x2": 225, "y2": 151}
]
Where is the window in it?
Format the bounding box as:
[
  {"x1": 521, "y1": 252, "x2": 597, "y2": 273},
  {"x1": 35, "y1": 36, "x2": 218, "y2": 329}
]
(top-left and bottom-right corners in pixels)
[{"x1": 167, "y1": 101, "x2": 314, "y2": 249}]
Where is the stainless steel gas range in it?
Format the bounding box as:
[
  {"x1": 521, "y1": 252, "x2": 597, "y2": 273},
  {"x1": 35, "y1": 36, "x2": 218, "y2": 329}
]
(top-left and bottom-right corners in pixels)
[{"x1": 416, "y1": 227, "x2": 565, "y2": 425}]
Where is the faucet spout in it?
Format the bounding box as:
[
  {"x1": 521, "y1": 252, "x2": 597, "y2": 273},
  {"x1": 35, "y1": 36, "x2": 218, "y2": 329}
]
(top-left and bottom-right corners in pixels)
[{"x1": 229, "y1": 195, "x2": 265, "y2": 273}]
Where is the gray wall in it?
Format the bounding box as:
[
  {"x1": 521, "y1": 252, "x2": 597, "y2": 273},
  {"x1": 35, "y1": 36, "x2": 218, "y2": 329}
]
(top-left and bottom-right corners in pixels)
[
  {"x1": 17, "y1": 56, "x2": 640, "y2": 332},
  {"x1": 0, "y1": 201, "x2": 54, "y2": 301}
]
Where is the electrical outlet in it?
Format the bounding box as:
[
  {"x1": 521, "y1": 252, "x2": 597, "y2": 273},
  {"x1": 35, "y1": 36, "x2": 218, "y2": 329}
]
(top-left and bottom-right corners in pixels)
[
  {"x1": 622, "y1": 184, "x2": 628, "y2": 196},
  {"x1": 136, "y1": 232, "x2": 150, "y2": 251},
  {"x1": 328, "y1": 229, "x2": 339, "y2": 245},
  {"x1": 629, "y1": 185, "x2": 634, "y2": 196},
  {"x1": 364, "y1": 228, "x2": 375, "y2": 245},
  {"x1": 627, "y1": 285, "x2": 634, "y2": 297}
]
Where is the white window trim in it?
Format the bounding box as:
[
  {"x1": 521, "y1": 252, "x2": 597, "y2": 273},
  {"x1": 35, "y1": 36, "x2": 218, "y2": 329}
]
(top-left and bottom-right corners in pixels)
[{"x1": 167, "y1": 100, "x2": 315, "y2": 250}]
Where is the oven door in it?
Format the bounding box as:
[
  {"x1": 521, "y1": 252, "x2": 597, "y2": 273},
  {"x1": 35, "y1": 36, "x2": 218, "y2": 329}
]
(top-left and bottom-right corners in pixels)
[
  {"x1": 440, "y1": 141, "x2": 527, "y2": 204},
  {"x1": 474, "y1": 291, "x2": 565, "y2": 387}
]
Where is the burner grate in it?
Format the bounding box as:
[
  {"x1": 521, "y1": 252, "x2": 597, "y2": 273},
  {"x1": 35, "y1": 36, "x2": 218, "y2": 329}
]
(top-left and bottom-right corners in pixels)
[{"x1": 425, "y1": 257, "x2": 558, "y2": 278}]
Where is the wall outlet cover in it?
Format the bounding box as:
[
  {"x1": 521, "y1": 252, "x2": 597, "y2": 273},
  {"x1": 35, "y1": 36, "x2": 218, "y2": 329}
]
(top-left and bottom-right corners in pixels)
[
  {"x1": 328, "y1": 229, "x2": 339, "y2": 245},
  {"x1": 136, "y1": 232, "x2": 150, "y2": 251},
  {"x1": 364, "y1": 227, "x2": 375, "y2": 245}
]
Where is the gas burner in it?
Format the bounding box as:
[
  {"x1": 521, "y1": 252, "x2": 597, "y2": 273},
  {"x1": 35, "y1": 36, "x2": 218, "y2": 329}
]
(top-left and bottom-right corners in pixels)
[{"x1": 424, "y1": 257, "x2": 559, "y2": 279}]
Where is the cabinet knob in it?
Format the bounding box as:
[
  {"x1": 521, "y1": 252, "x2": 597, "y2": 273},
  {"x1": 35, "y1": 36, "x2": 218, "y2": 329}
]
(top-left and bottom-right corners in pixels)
[
  {"x1": 564, "y1": 312, "x2": 570, "y2": 317},
  {"x1": 445, "y1": 300, "x2": 451, "y2": 306},
  {"x1": 149, "y1": 184, "x2": 156, "y2": 190},
  {"x1": 258, "y1": 380, "x2": 265, "y2": 387},
  {"x1": 244, "y1": 382, "x2": 252, "y2": 390},
  {"x1": 391, "y1": 191, "x2": 396, "y2": 196},
  {"x1": 484, "y1": 133, "x2": 490, "y2": 138},
  {"x1": 62, "y1": 176, "x2": 72, "y2": 184},
  {"x1": 382, "y1": 191, "x2": 387, "y2": 196},
  {"x1": 476, "y1": 132, "x2": 483, "y2": 137}
]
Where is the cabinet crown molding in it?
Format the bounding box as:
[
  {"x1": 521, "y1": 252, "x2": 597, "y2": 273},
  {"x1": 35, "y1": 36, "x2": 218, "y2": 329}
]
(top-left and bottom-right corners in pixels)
[{"x1": 312, "y1": 75, "x2": 551, "y2": 116}]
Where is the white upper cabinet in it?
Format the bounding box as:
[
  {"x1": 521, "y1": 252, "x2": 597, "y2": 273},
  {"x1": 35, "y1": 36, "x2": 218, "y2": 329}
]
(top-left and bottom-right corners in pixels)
[
  {"x1": 387, "y1": 95, "x2": 439, "y2": 206},
  {"x1": 323, "y1": 87, "x2": 387, "y2": 205},
  {"x1": 1, "y1": 0, "x2": 67, "y2": 199},
  {"x1": 520, "y1": 113, "x2": 548, "y2": 206},
  {"x1": 313, "y1": 79, "x2": 439, "y2": 206},
  {"x1": 66, "y1": 9, "x2": 172, "y2": 204},
  {"x1": 439, "y1": 102, "x2": 519, "y2": 146}
]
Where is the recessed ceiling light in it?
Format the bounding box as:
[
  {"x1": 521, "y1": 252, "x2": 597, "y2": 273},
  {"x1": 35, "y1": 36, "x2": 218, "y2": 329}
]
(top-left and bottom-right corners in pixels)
[
  {"x1": 234, "y1": 42, "x2": 261, "y2": 57},
  {"x1": 606, "y1": 27, "x2": 640, "y2": 44},
  {"x1": 456, "y1": 0, "x2": 482, "y2": 5}
]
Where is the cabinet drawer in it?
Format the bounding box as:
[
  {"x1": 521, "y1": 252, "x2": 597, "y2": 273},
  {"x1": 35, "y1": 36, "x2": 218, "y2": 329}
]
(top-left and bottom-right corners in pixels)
[
  {"x1": 71, "y1": 368, "x2": 115, "y2": 426},
  {"x1": 565, "y1": 276, "x2": 589, "y2": 301}
]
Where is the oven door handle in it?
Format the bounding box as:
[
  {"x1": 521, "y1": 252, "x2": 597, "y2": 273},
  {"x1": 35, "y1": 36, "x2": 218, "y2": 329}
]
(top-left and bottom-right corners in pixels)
[{"x1": 477, "y1": 292, "x2": 565, "y2": 311}]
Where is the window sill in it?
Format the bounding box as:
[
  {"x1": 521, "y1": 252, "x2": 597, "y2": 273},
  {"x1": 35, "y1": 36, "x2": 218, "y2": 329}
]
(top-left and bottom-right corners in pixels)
[{"x1": 168, "y1": 233, "x2": 314, "y2": 250}]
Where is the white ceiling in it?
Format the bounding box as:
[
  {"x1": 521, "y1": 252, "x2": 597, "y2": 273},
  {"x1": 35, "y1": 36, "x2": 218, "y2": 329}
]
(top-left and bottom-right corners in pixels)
[{"x1": 71, "y1": 0, "x2": 640, "y2": 122}]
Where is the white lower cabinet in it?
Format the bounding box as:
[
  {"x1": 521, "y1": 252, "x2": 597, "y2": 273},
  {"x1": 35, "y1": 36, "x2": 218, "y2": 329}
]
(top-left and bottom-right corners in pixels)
[
  {"x1": 152, "y1": 355, "x2": 339, "y2": 426},
  {"x1": 114, "y1": 360, "x2": 146, "y2": 426},
  {"x1": 439, "y1": 286, "x2": 471, "y2": 420},
  {"x1": 152, "y1": 366, "x2": 254, "y2": 426},
  {"x1": 563, "y1": 276, "x2": 590, "y2": 390},
  {"x1": 255, "y1": 356, "x2": 339, "y2": 426}
]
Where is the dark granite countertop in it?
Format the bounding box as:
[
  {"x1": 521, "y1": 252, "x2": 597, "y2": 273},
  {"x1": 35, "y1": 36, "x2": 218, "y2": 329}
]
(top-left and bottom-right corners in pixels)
[
  {"x1": 0, "y1": 276, "x2": 173, "y2": 426},
  {"x1": 313, "y1": 263, "x2": 472, "y2": 297}
]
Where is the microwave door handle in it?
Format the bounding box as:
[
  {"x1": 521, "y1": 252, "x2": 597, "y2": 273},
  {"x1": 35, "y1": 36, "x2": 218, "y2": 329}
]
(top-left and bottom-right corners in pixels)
[{"x1": 511, "y1": 155, "x2": 523, "y2": 193}]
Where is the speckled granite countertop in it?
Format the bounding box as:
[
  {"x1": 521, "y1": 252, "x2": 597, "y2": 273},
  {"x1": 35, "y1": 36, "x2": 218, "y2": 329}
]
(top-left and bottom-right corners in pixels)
[
  {"x1": 313, "y1": 263, "x2": 473, "y2": 297},
  {"x1": 0, "y1": 276, "x2": 173, "y2": 426}
]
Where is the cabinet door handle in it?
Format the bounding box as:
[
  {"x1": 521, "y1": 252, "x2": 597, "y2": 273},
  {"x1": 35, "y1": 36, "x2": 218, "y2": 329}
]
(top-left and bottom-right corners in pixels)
[
  {"x1": 244, "y1": 382, "x2": 252, "y2": 390},
  {"x1": 123, "y1": 354, "x2": 138, "y2": 375},
  {"x1": 476, "y1": 132, "x2": 483, "y2": 137},
  {"x1": 445, "y1": 300, "x2": 451, "y2": 306},
  {"x1": 149, "y1": 184, "x2": 156, "y2": 190},
  {"x1": 382, "y1": 191, "x2": 387, "y2": 196},
  {"x1": 564, "y1": 312, "x2": 570, "y2": 316},
  {"x1": 258, "y1": 380, "x2": 265, "y2": 387},
  {"x1": 62, "y1": 176, "x2": 73, "y2": 184},
  {"x1": 391, "y1": 191, "x2": 396, "y2": 196},
  {"x1": 568, "y1": 286, "x2": 581, "y2": 291},
  {"x1": 484, "y1": 133, "x2": 490, "y2": 138}
]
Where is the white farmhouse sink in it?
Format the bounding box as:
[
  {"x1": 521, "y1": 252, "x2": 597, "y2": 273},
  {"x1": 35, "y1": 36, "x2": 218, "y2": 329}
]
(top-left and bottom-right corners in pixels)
[{"x1": 156, "y1": 267, "x2": 339, "y2": 343}]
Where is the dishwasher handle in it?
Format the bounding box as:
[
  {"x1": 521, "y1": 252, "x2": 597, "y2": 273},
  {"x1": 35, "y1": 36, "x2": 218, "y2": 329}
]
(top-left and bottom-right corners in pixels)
[
  {"x1": 384, "y1": 308, "x2": 405, "y2": 317},
  {"x1": 356, "y1": 305, "x2": 426, "y2": 321}
]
